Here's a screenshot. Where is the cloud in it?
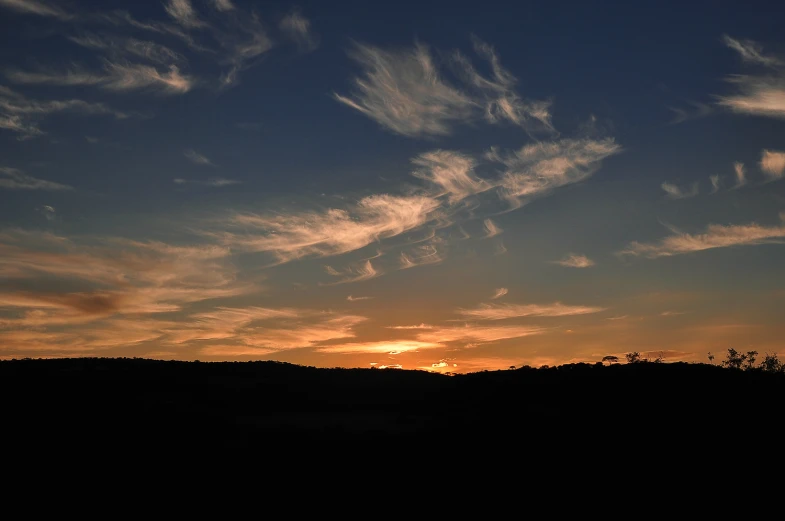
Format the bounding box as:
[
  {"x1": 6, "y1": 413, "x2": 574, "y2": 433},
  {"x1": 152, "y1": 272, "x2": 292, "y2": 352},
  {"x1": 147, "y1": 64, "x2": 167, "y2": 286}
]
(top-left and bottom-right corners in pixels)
[
  {"x1": 709, "y1": 174, "x2": 721, "y2": 193},
  {"x1": 184, "y1": 148, "x2": 215, "y2": 166},
  {"x1": 0, "y1": 167, "x2": 73, "y2": 190},
  {"x1": 717, "y1": 36, "x2": 785, "y2": 119},
  {"x1": 7, "y1": 61, "x2": 194, "y2": 94},
  {"x1": 346, "y1": 295, "x2": 373, "y2": 302},
  {"x1": 216, "y1": 194, "x2": 441, "y2": 264},
  {"x1": 733, "y1": 162, "x2": 747, "y2": 188},
  {"x1": 457, "y1": 302, "x2": 605, "y2": 320},
  {"x1": 661, "y1": 181, "x2": 699, "y2": 199},
  {"x1": 68, "y1": 33, "x2": 186, "y2": 67},
  {"x1": 36, "y1": 205, "x2": 56, "y2": 221},
  {"x1": 667, "y1": 101, "x2": 713, "y2": 124},
  {"x1": 174, "y1": 177, "x2": 240, "y2": 187},
  {"x1": 451, "y1": 36, "x2": 553, "y2": 131},
  {"x1": 279, "y1": 8, "x2": 318, "y2": 52},
  {"x1": 0, "y1": 0, "x2": 71, "y2": 20},
  {"x1": 491, "y1": 288, "x2": 508, "y2": 300},
  {"x1": 334, "y1": 42, "x2": 474, "y2": 137},
  {"x1": 334, "y1": 37, "x2": 552, "y2": 137},
  {"x1": 411, "y1": 150, "x2": 491, "y2": 204},
  {"x1": 323, "y1": 259, "x2": 380, "y2": 285},
  {"x1": 760, "y1": 149, "x2": 785, "y2": 180},
  {"x1": 212, "y1": 0, "x2": 234, "y2": 11},
  {"x1": 489, "y1": 138, "x2": 621, "y2": 208},
  {"x1": 399, "y1": 244, "x2": 443, "y2": 270},
  {"x1": 482, "y1": 218, "x2": 502, "y2": 238},
  {"x1": 722, "y1": 35, "x2": 782, "y2": 68},
  {"x1": 416, "y1": 324, "x2": 546, "y2": 344},
  {"x1": 0, "y1": 86, "x2": 130, "y2": 138},
  {"x1": 164, "y1": 0, "x2": 205, "y2": 29},
  {"x1": 619, "y1": 218, "x2": 785, "y2": 258},
  {"x1": 552, "y1": 253, "x2": 595, "y2": 268},
  {"x1": 386, "y1": 323, "x2": 434, "y2": 330},
  {"x1": 316, "y1": 340, "x2": 442, "y2": 354}
]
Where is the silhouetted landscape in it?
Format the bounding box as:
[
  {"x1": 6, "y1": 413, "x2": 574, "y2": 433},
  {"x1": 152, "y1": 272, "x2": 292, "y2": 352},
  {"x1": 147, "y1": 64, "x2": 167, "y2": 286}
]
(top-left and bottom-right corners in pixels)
[{"x1": 4, "y1": 350, "x2": 783, "y2": 455}]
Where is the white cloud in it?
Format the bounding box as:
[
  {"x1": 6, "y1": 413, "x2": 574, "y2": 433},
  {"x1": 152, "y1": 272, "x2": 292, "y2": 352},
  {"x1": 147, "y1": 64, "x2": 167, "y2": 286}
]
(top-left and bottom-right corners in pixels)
[
  {"x1": 718, "y1": 36, "x2": 785, "y2": 119},
  {"x1": 0, "y1": 167, "x2": 72, "y2": 190},
  {"x1": 217, "y1": 194, "x2": 441, "y2": 263},
  {"x1": 552, "y1": 253, "x2": 595, "y2": 268},
  {"x1": 760, "y1": 149, "x2": 785, "y2": 180},
  {"x1": 489, "y1": 138, "x2": 621, "y2": 208},
  {"x1": 733, "y1": 162, "x2": 747, "y2": 188},
  {"x1": 661, "y1": 181, "x2": 699, "y2": 199},
  {"x1": 620, "y1": 218, "x2": 785, "y2": 258},
  {"x1": 483, "y1": 218, "x2": 502, "y2": 238},
  {"x1": 184, "y1": 148, "x2": 215, "y2": 166},
  {"x1": 7, "y1": 61, "x2": 194, "y2": 94},
  {"x1": 491, "y1": 288, "x2": 508, "y2": 300},
  {"x1": 709, "y1": 174, "x2": 721, "y2": 193},
  {"x1": 334, "y1": 42, "x2": 474, "y2": 137},
  {"x1": 0, "y1": 0, "x2": 71, "y2": 20},
  {"x1": 36, "y1": 205, "x2": 56, "y2": 221},
  {"x1": 279, "y1": 8, "x2": 318, "y2": 52},
  {"x1": 411, "y1": 150, "x2": 491, "y2": 204},
  {"x1": 164, "y1": 0, "x2": 204, "y2": 28},
  {"x1": 457, "y1": 302, "x2": 605, "y2": 320}
]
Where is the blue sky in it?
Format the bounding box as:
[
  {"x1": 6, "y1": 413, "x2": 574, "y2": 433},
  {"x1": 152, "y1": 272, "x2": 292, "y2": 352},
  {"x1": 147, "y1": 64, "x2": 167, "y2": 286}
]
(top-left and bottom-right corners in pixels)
[{"x1": 1, "y1": 0, "x2": 784, "y2": 370}]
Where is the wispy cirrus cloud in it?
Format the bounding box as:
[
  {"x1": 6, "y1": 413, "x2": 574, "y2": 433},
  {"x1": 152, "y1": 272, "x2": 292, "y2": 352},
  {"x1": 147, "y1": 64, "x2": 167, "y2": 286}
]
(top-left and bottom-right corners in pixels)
[
  {"x1": 68, "y1": 33, "x2": 187, "y2": 66},
  {"x1": 211, "y1": 0, "x2": 235, "y2": 11},
  {"x1": 184, "y1": 148, "x2": 215, "y2": 166},
  {"x1": 0, "y1": 85, "x2": 130, "y2": 138},
  {"x1": 164, "y1": 0, "x2": 205, "y2": 29},
  {"x1": 334, "y1": 37, "x2": 552, "y2": 138},
  {"x1": 334, "y1": 42, "x2": 474, "y2": 137},
  {"x1": 457, "y1": 302, "x2": 605, "y2": 320},
  {"x1": 489, "y1": 138, "x2": 621, "y2": 208},
  {"x1": 661, "y1": 181, "x2": 699, "y2": 199},
  {"x1": 316, "y1": 340, "x2": 442, "y2": 355},
  {"x1": 552, "y1": 253, "x2": 595, "y2": 268},
  {"x1": 279, "y1": 8, "x2": 319, "y2": 52},
  {"x1": 0, "y1": 167, "x2": 72, "y2": 190},
  {"x1": 717, "y1": 35, "x2": 785, "y2": 119},
  {"x1": 491, "y1": 288, "x2": 508, "y2": 300},
  {"x1": 619, "y1": 217, "x2": 785, "y2": 258},
  {"x1": 399, "y1": 244, "x2": 443, "y2": 270},
  {"x1": 214, "y1": 194, "x2": 441, "y2": 264},
  {"x1": 411, "y1": 150, "x2": 491, "y2": 204},
  {"x1": 346, "y1": 295, "x2": 373, "y2": 302},
  {"x1": 760, "y1": 149, "x2": 785, "y2": 180},
  {"x1": 667, "y1": 101, "x2": 713, "y2": 124},
  {"x1": 733, "y1": 161, "x2": 747, "y2": 188},
  {"x1": 415, "y1": 324, "x2": 546, "y2": 344},
  {"x1": 709, "y1": 174, "x2": 721, "y2": 193},
  {"x1": 323, "y1": 259, "x2": 380, "y2": 285},
  {"x1": 482, "y1": 218, "x2": 502, "y2": 238},
  {"x1": 7, "y1": 61, "x2": 194, "y2": 94},
  {"x1": 173, "y1": 177, "x2": 240, "y2": 187},
  {"x1": 0, "y1": 0, "x2": 71, "y2": 20}
]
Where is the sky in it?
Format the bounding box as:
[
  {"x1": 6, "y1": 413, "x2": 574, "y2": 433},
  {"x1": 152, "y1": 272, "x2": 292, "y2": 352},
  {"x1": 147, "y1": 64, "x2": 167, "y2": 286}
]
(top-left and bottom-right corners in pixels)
[{"x1": 1, "y1": 0, "x2": 784, "y2": 372}]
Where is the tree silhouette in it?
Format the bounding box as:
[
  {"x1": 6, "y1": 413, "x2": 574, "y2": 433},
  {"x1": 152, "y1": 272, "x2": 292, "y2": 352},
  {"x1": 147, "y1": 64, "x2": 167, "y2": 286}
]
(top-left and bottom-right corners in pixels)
[
  {"x1": 760, "y1": 353, "x2": 783, "y2": 373},
  {"x1": 743, "y1": 351, "x2": 758, "y2": 371},
  {"x1": 602, "y1": 355, "x2": 619, "y2": 366},
  {"x1": 722, "y1": 348, "x2": 747, "y2": 370},
  {"x1": 626, "y1": 352, "x2": 642, "y2": 364}
]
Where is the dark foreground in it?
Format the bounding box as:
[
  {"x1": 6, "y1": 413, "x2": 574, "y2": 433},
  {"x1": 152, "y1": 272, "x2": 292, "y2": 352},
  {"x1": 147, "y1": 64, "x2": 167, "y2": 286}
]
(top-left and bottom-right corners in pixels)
[{"x1": 3, "y1": 358, "x2": 782, "y2": 453}]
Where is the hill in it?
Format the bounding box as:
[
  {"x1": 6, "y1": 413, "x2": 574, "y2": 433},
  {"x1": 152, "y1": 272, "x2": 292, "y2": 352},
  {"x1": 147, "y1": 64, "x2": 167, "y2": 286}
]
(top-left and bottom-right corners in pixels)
[{"x1": 3, "y1": 357, "x2": 782, "y2": 455}]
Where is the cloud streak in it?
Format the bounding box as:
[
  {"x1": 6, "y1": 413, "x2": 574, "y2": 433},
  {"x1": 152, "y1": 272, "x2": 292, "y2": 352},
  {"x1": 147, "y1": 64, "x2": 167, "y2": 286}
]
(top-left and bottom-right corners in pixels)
[
  {"x1": 760, "y1": 149, "x2": 785, "y2": 180},
  {"x1": 457, "y1": 302, "x2": 605, "y2": 320},
  {"x1": 661, "y1": 181, "x2": 699, "y2": 199},
  {"x1": 0, "y1": 0, "x2": 71, "y2": 20},
  {"x1": 718, "y1": 35, "x2": 785, "y2": 119},
  {"x1": 491, "y1": 288, "x2": 508, "y2": 300},
  {"x1": 279, "y1": 9, "x2": 318, "y2": 52},
  {"x1": 552, "y1": 253, "x2": 595, "y2": 268},
  {"x1": 620, "y1": 218, "x2": 785, "y2": 258},
  {"x1": 0, "y1": 167, "x2": 73, "y2": 190}
]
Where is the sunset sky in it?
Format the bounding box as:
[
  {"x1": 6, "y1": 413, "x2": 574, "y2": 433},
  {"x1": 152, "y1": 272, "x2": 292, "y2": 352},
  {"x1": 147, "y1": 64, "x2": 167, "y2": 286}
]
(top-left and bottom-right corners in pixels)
[{"x1": 1, "y1": 0, "x2": 784, "y2": 371}]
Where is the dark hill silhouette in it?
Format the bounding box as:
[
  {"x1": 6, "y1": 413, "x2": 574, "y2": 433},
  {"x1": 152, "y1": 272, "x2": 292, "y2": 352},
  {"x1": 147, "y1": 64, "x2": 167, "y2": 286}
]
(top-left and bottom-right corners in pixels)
[{"x1": 3, "y1": 357, "x2": 783, "y2": 456}]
